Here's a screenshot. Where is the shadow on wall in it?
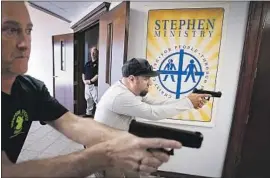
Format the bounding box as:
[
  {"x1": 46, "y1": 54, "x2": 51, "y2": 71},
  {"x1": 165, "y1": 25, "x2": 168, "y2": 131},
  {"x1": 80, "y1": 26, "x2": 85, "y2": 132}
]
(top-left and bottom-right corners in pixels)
[{"x1": 128, "y1": 8, "x2": 148, "y2": 60}]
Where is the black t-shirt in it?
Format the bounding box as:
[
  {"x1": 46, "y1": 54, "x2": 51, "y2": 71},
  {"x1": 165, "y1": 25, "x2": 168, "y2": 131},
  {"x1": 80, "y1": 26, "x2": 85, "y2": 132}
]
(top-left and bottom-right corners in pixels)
[
  {"x1": 1, "y1": 75, "x2": 68, "y2": 163},
  {"x1": 83, "y1": 60, "x2": 98, "y2": 86}
]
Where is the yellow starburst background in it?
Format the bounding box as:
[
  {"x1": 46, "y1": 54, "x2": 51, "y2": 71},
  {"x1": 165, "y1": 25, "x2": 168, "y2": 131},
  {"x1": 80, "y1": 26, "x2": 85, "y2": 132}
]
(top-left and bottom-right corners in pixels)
[{"x1": 146, "y1": 8, "x2": 224, "y2": 122}]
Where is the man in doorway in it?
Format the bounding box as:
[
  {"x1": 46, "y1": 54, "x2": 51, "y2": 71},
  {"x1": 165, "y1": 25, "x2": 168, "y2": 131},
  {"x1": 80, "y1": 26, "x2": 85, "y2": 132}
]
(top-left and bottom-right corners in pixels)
[
  {"x1": 2, "y1": 2, "x2": 182, "y2": 177},
  {"x1": 94, "y1": 58, "x2": 209, "y2": 177},
  {"x1": 82, "y1": 46, "x2": 99, "y2": 117}
]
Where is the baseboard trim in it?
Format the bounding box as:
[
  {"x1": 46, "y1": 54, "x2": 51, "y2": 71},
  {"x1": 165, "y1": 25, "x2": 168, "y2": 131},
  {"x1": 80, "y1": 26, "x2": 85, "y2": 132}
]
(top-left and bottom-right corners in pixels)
[{"x1": 153, "y1": 171, "x2": 212, "y2": 178}]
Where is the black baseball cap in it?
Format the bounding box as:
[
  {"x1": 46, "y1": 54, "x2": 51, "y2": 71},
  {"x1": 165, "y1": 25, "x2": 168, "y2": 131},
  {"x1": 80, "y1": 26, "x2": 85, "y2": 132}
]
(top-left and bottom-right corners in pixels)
[{"x1": 122, "y1": 58, "x2": 159, "y2": 77}]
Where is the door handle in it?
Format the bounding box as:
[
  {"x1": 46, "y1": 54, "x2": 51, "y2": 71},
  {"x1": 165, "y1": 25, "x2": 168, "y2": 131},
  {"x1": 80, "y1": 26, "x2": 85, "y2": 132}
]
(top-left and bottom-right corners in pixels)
[{"x1": 53, "y1": 76, "x2": 58, "y2": 78}]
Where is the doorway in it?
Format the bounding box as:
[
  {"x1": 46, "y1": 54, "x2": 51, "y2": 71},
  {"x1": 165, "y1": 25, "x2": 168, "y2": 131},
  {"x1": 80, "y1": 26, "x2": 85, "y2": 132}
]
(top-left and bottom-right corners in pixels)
[
  {"x1": 52, "y1": 2, "x2": 129, "y2": 115},
  {"x1": 72, "y1": 2, "x2": 110, "y2": 115},
  {"x1": 84, "y1": 24, "x2": 99, "y2": 64},
  {"x1": 78, "y1": 24, "x2": 99, "y2": 115}
]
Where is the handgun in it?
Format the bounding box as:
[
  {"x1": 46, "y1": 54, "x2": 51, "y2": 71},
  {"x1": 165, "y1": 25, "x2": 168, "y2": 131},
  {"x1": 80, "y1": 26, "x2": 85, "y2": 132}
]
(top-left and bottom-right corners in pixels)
[
  {"x1": 129, "y1": 120, "x2": 203, "y2": 155},
  {"x1": 193, "y1": 88, "x2": 222, "y2": 100}
]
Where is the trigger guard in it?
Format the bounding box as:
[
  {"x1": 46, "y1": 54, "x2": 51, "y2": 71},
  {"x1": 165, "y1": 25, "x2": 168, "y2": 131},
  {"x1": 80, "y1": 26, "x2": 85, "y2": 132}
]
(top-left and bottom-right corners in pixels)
[{"x1": 205, "y1": 96, "x2": 210, "y2": 101}]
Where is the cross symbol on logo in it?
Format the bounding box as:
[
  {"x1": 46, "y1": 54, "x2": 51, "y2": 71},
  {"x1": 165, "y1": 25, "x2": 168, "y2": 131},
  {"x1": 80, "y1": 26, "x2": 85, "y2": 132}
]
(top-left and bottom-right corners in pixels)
[{"x1": 157, "y1": 49, "x2": 204, "y2": 99}]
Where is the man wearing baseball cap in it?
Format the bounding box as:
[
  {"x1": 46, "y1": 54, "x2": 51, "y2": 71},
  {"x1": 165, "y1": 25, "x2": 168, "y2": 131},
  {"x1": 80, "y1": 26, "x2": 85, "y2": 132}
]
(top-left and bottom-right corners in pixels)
[{"x1": 94, "y1": 58, "x2": 209, "y2": 177}]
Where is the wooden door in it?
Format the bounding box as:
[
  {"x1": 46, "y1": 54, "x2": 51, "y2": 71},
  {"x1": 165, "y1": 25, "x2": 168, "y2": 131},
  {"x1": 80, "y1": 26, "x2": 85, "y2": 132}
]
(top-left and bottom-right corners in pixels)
[
  {"x1": 52, "y1": 33, "x2": 74, "y2": 112},
  {"x1": 236, "y1": 3, "x2": 270, "y2": 178},
  {"x1": 98, "y1": 1, "x2": 130, "y2": 99}
]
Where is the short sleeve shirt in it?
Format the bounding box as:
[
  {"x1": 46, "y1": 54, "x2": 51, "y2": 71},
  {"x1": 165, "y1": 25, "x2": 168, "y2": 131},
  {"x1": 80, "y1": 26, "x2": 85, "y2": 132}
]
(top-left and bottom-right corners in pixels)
[
  {"x1": 83, "y1": 60, "x2": 98, "y2": 86},
  {"x1": 1, "y1": 75, "x2": 68, "y2": 163}
]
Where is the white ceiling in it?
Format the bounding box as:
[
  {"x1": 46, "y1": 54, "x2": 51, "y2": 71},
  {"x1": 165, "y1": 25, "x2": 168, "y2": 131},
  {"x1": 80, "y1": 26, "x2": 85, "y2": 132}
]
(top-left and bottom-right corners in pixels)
[{"x1": 29, "y1": 1, "x2": 95, "y2": 22}]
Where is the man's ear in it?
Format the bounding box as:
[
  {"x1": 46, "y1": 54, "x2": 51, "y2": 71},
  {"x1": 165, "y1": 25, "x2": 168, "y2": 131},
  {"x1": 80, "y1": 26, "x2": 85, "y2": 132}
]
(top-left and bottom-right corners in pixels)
[{"x1": 128, "y1": 75, "x2": 135, "y2": 82}]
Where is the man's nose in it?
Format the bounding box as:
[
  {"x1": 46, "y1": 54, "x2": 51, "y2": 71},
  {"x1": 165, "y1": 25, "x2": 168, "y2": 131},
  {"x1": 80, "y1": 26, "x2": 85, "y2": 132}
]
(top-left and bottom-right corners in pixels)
[{"x1": 17, "y1": 33, "x2": 30, "y2": 51}]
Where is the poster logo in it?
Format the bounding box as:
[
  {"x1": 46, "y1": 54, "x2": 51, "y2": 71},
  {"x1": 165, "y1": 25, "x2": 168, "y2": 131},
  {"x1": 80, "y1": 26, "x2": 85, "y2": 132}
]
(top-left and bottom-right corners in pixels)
[
  {"x1": 146, "y1": 8, "x2": 224, "y2": 125},
  {"x1": 153, "y1": 47, "x2": 209, "y2": 99}
]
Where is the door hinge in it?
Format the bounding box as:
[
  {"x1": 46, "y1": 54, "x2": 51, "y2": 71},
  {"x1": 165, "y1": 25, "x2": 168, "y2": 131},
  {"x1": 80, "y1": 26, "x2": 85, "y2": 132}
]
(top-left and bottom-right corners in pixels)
[
  {"x1": 254, "y1": 67, "x2": 258, "y2": 79},
  {"x1": 245, "y1": 114, "x2": 249, "y2": 124},
  {"x1": 235, "y1": 154, "x2": 241, "y2": 166}
]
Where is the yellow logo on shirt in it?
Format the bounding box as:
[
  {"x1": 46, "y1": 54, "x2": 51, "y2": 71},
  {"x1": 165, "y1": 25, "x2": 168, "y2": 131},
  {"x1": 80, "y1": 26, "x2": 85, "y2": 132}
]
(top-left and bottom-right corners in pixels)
[{"x1": 10, "y1": 109, "x2": 29, "y2": 138}]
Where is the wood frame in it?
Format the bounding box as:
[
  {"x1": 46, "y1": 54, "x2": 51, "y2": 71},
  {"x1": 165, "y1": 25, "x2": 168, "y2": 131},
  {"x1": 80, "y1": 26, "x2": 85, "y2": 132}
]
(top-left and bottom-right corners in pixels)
[
  {"x1": 71, "y1": 2, "x2": 110, "y2": 32},
  {"x1": 73, "y1": 31, "x2": 86, "y2": 115},
  {"x1": 222, "y1": 1, "x2": 267, "y2": 178},
  {"x1": 105, "y1": 23, "x2": 113, "y2": 85},
  {"x1": 153, "y1": 171, "x2": 209, "y2": 178},
  {"x1": 52, "y1": 36, "x2": 56, "y2": 97}
]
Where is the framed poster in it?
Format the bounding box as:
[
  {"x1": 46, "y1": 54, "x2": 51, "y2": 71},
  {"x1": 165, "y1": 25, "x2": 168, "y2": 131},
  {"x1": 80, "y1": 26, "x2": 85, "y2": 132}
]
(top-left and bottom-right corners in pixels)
[{"x1": 145, "y1": 8, "x2": 224, "y2": 127}]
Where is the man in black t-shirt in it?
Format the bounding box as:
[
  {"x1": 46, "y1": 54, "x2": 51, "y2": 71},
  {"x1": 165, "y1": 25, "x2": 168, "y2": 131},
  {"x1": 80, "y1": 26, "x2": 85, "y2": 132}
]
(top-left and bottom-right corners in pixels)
[
  {"x1": 82, "y1": 46, "x2": 99, "y2": 117},
  {"x1": 1, "y1": 2, "x2": 182, "y2": 177},
  {"x1": 2, "y1": 75, "x2": 69, "y2": 163}
]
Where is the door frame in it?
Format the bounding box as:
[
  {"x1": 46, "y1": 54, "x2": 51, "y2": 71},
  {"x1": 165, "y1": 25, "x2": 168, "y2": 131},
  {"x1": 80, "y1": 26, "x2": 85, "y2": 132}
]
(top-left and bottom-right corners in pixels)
[
  {"x1": 222, "y1": 2, "x2": 268, "y2": 178},
  {"x1": 71, "y1": 2, "x2": 110, "y2": 32},
  {"x1": 52, "y1": 36, "x2": 56, "y2": 97}
]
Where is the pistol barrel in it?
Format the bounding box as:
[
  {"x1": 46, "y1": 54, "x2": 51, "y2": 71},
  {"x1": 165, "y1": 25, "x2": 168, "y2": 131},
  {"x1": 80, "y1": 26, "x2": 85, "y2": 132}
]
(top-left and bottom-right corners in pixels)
[{"x1": 193, "y1": 88, "x2": 222, "y2": 97}]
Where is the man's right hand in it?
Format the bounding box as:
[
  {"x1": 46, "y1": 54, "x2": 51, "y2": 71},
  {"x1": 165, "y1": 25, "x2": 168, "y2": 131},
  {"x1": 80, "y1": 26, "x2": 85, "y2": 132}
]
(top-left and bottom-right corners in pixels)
[
  {"x1": 98, "y1": 133, "x2": 181, "y2": 174},
  {"x1": 187, "y1": 93, "x2": 210, "y2": 109},
  {"x1": 1, "y1": 132, "x2": 181, "y2": 177}
]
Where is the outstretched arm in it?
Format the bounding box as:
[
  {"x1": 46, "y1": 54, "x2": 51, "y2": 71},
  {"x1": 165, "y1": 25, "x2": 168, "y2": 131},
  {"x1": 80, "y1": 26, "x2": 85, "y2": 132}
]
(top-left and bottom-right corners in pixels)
[
  {"x1": 142, "y1": 94, "x2": 191, "y2": 105},
  {"x1": 47, "y1": 112, "x2": 125, "y2": 147},
  {"x1": 2, "y1": 145, "x2": 110, "y2": 177},
  {"x1": 36, "y1": 83, "x2": 124, "y2": 147},
  {"x1": 2, "y1": 133, "x2": 182, "y2": 177},
  {"x1": 113, "y1": 92, "x2": 209, "y2": 120},
  {"x1": 111, "y1": 92, "x2": 194, "y2": 121}
]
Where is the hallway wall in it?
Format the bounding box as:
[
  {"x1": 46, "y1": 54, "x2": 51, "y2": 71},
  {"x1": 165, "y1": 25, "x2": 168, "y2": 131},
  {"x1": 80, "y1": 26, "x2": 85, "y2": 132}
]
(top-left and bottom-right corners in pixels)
[{"x1": 26, "y1": 3, "x2": 73, "y2": 95}]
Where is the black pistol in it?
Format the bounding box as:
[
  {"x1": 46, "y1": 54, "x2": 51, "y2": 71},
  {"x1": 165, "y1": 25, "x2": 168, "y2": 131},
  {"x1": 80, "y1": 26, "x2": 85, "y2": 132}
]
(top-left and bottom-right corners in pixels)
[
  {"x1": 129, "y1": 121, "x2": 204, "y2": 155},
  {"x1": 193, "y1": 88, "x2": 222, "y2": 100}
]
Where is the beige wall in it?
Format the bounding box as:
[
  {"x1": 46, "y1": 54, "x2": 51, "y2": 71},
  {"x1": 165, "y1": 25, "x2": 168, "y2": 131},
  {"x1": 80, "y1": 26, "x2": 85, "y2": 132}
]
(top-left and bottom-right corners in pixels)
[{"x1": 26, "y1": 3, "x2": 72, "y2": 94}]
